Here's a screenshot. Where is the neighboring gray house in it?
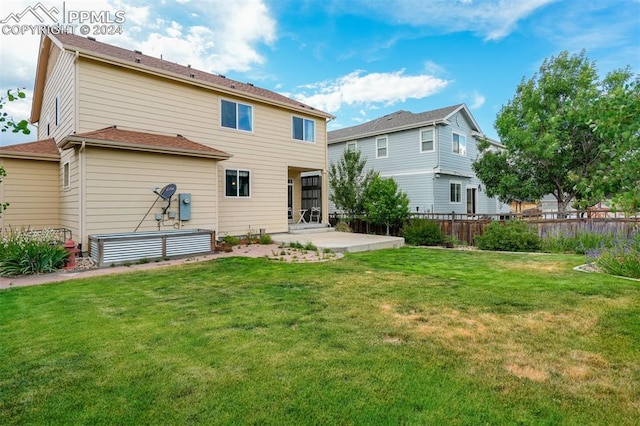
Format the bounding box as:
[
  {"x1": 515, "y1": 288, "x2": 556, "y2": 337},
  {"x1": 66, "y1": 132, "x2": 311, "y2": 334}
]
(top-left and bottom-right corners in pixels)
[{"x1": 327, "y1": 104, "x2": 510, "y2": 215}]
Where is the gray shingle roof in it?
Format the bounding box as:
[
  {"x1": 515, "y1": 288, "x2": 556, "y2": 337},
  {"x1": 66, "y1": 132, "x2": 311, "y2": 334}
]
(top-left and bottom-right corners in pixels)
[{"x1": 328, "y1": 104, "x2": 469, "y2": 143}]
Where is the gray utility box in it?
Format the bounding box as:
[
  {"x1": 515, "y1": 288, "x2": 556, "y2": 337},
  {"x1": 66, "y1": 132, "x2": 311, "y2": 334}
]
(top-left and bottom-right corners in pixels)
[{"x1": 179, "y1": 193, "x2": 191, "y2": 221}]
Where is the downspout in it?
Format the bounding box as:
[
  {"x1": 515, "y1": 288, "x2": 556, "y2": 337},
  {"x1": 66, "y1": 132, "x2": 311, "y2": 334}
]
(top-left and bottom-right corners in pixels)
[
  {"x1": 79, "y1": 141, "x2": 86, "y2": 253},
  {"x1": 431, "y1": 121, "x2": 439, "y2": 214},
  {"x1": 73, "y1": 50, "x2": 79, "y2": 133}
]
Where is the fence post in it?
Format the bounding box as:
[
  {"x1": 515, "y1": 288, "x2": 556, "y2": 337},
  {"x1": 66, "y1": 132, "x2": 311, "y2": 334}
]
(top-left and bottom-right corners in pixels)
[{"x1": 451, "y1": 211, "x2": 456, "y2": 239}]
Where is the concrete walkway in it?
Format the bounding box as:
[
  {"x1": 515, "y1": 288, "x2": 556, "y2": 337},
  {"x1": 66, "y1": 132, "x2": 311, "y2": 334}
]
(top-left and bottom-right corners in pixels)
[{"x1": 272, "y1": 231, "x2": 404, "y2": 253}]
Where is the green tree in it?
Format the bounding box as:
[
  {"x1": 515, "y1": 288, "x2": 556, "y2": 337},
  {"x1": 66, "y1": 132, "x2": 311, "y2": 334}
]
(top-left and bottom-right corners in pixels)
[
  {"x1": 363, "y1": 175, "x2": 410, "y2": 236},
  {"x1": 580, "y1": 71, "x2": 640, "y2": 212},
  {"x1": 473, "y1": 51, "x2": 638, "y2": 214},
  {"x1": 1, "y1": 88, "x2": 31, "y2": 135},
  {"x1": 328, "y1": 149, "x2": 378, "y2": 219}
]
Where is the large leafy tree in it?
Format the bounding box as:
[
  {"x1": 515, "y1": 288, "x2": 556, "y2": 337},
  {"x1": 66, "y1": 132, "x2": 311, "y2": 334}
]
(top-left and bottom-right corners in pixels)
[
  {"x1": 328, "y1": 149, "x2": 378, "y2": 218},
  {"x1": 473, "y1": 50, "x2": 638, "y2": 214},
  {"x1": 1, "y1": 88, "x2": 31, "y2": 135},
  {"x1": 363, "y1": 175, "x2": 410, "y2": 236}
]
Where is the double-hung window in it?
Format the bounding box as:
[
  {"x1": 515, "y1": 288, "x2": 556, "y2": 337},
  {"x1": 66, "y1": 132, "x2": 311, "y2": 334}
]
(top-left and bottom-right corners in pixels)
[
  {"x1": 221, "y1": 99, "x2": 253, "y2": 131},
  {"x1": 452, "y1": 132, "x2": 467, "y2": 155},
  {"x1": 420, "y1": 129, "x2": 434, "y2": 152},
  {"x1": 450, "y1": 182, "x2": 461, "y2": 203},
  {"x1": 225, "y1": 169, "x2": 250, "y2": 197},
  {"x1": 292, "y1": 116, "x2": 315, "y2": 142},
  {"x1": 376, "y1": 136, "x2": 388, "y2": 158}
]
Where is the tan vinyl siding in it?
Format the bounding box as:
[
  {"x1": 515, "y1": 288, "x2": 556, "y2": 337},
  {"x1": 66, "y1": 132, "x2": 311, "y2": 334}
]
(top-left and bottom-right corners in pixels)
[
  {"x1": 59, "y1": 148, "x2": 80, "y2": 242},
  {"x1": 83, "y1": 148, "x2": 217, "y2": 244},
  {"x1": 38, "y1": 45, "x2": 75, "y2": 141},
  {"x1": 77, "y1": 59, "x2": 328, "y2": 236},
  {"x1": 0, "y1": 158, "x2": 60, "y2": 230}
]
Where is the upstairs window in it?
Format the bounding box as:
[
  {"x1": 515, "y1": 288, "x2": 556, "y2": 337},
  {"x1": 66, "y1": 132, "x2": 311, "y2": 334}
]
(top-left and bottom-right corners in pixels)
[
  {"x1": 225, "y1": 169, "x2": 250, "y2": 197},
  {"x1": 292, "y1": 116, "x2": 315, "y2": 142},
  {"x1": 221, "y1": 100, "x2": 253, "y2": 131},
  {"x1": 376, "y1": 136, "x2": 388, "y2": 158},
  {"x1": 453, "y1": 132, "x2": 467, "y2": 155},
  {"x1": 420, "y1": 129, "x2": 434, "y2": 152},
  {"x1": 55, "y1": 95, "x2": 59, "y2": 126},
  {"x1": 346, "y1": 141, "x2": 357, "y2": 152}
]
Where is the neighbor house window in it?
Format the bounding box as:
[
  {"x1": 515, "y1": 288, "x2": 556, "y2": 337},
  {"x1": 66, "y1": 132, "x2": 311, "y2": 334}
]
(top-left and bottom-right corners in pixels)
[
  {"x1": 453, "y1": 132, "x2": 467, "y2": 155},
  {"x1": 63, "y1": 161, "x2": 70, "y2": 189},
  {"x1": 346, "y1": 141, "x2": 357, "y2": 152},
  {"x1": 420, "y1": 129, "x2": 434, "y2": 152},
  {"x1": 225, "y1": 169, "x2": 250, "y2": 197},
  {"x1": 55, "y1": 95, "x2": 59, "y2": 126},
  {"x1": 450, "y1": 182, "x2": 461, "y2": 203},
  {"x1": 292, "y1": 116, "x2": 315, "y2": 142},
  {"x1": 376, "y1": 136, "x2": 388, "y2": 158},
  {"x1": 221, "y1": 99, "x2": 253, "y2": 131}
]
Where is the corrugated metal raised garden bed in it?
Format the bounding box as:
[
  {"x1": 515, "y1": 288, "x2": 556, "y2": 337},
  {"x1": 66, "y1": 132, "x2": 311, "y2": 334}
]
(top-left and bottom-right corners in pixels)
[{"x1": 89, "y1": 229, "x2": 215, "y2": 267}]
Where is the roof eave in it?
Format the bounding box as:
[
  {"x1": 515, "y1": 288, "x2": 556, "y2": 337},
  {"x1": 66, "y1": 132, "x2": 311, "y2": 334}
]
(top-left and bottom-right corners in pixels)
[
  {"x1": 60, "y1": 136, "x2": 232, "y2": 160},
  {"x1": 57, "y1": 40, "x2": 334, "y2": 121},
  {"x1": 0, "y1": 152, "x2": 59, "y2": 161},
  {"x1": 328, "y1": 118, "x2": 448, "y2": 144}
]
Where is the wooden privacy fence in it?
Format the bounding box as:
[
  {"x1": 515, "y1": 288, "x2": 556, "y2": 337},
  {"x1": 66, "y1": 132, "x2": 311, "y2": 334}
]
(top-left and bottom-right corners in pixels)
[{"x1": 329, "y1": 212, "x2": 640, "y2": 246}]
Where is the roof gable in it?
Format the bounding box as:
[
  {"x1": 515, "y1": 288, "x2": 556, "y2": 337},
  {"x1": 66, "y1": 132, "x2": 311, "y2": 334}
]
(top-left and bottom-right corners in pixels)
[
  {"x1": 328, "y1": 104, "x2": 482, "y2": 143},
  {"x1": 0, "y1": 138, "x2": 59, "y2": 161},
  {"x1": 59, "y1": 126, "x2": 231, "y2": 160}
]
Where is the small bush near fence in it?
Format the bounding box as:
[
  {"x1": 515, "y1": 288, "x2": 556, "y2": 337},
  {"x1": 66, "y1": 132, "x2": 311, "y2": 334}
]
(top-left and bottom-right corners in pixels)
[
  {"x1": 401, "y1": 219, "x2": 445, "y2": 246},
  {"x1": 0, "y1": 229, "x2": 69, "y2": 276},
  {"x1": 475, "y1": 221, "x2": 541, "y2": 252}
]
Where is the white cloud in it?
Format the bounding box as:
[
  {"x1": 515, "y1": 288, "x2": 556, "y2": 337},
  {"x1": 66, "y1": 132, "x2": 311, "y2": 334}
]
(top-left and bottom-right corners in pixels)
[
  {"x1": 470, "y1": 91, "x2": 486, "y2": 109},
  {"x1": 293, "y1": 70, "x2": 451, "y2": 113},
  {"x1": 343, "y1": 0, "x2": 558, "y2": 40}
]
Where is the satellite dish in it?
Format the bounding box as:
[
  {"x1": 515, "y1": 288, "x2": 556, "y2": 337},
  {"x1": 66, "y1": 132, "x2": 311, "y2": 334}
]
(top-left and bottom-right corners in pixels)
[{"x1": 157, "y1": 183, "x2": 177, "y2": 200}]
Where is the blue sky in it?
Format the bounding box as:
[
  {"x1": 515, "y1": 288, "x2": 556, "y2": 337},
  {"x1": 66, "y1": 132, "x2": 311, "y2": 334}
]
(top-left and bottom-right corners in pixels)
[{"x1": 1, "y1": 0, "x2": 638, "y2": 146}]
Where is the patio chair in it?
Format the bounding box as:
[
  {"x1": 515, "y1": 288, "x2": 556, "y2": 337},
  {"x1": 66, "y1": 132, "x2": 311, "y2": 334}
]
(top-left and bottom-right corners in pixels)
[{"x1": 310, "y1": 207, "x2": 321, "y2": 223}]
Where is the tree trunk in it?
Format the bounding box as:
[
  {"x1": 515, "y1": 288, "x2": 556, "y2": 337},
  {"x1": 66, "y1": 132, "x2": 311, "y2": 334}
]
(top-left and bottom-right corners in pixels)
[{"x1": 557, "y1": 197, "x2": 572, "y2": 218}]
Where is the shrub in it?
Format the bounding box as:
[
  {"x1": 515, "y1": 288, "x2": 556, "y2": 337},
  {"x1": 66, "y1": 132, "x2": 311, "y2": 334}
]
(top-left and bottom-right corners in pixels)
[
  {"x1": 590, "y1": 233, "x2": 640, "y2": 279},
  {"x1": 0, "y1": 229, "x2": 69, "y2": 276},
  {"x1": 222, "y1": 235, "x2": 240, "y2": 246},
  {"x1": 401, "y1": 219, "x2": 445, "y2": 246},
  {"x1": 475, "y1": 221, "x2": 541, "y2": 252},
  {"x1": 259, "y1": 234, "x2": 273, "y2": 245},
  {"x1": 541, "y1": 228, "x2": 619, "y2": 254},
  {"x1": 334, "y1": 221, "x2": 352, "y2": 233}
]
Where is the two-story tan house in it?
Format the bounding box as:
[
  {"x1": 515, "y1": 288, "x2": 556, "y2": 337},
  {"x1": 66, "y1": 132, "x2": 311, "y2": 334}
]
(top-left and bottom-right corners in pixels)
[{"x1": 0, "y1": 32, "x2": 333, "y2": 252}]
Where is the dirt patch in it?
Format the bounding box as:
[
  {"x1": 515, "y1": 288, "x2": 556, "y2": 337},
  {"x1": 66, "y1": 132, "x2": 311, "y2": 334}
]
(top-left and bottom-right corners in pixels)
[{"x1": 380, "y1": 302, "x2": 616, "y2": 386}]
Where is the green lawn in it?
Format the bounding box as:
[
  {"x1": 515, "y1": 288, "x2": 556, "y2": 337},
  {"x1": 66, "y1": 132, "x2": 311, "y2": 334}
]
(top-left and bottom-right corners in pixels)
[{"x1": 1, "y1": 248, "x2": 639, "y2": 425}]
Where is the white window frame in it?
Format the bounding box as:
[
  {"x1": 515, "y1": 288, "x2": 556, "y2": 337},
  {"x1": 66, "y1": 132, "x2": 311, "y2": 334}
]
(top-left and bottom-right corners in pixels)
[
  {"x1": 420, "y1": 127, "x2": 435, "y2": 153},
  {"x1": 346, "y1": 141, "x2": 357, "y2": 152},
  {"x1": 376, "y1": 136, "x2": 388, "y2": 159},
  {"x1": 62, "y1": 161, "x2": 70, "y2": 189},
  {"x1": 292, "y1": 116, "x2": 315, "y2": 142},
  {"x1": 224, "y1": 168, "x2": 251, "y2": 198},
  {"x1": 452, "y1": 132, "x2": 467, "y2": 156},
  {"x1": 450, "y1": 181, "x2": 462, "y2": 204},
  {"x1": 220, "y1": 99, "x2": 253, "y2": 132}
]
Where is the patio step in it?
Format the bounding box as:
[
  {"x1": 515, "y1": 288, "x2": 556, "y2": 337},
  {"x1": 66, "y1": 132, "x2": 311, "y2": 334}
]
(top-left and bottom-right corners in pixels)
[{"x1": 288, "y1": 226, "x2": 335, "y2": 234}]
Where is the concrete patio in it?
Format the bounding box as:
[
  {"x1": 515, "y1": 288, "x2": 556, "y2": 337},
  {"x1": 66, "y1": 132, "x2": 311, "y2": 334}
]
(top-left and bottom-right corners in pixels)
[{"x1": 272, "y1": 231, "x2": 404, "y2": 253}]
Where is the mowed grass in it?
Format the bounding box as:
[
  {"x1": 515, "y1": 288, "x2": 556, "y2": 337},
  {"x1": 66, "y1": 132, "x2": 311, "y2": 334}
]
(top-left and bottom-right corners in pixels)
[{"x1": 1, "y1": 248, "x2": 639, "y2": 425}]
